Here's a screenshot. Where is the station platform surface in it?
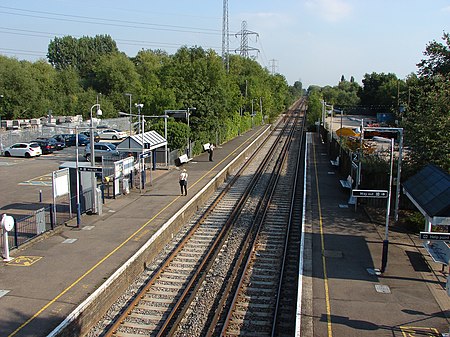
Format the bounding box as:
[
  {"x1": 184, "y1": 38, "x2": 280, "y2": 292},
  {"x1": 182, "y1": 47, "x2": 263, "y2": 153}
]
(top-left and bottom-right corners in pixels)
[
  {"x1": 302, "y1": 133, "x2": 450, "y2": 337},
  {"x1": 1, "y1": 128, "x2": 449, "y2": 337}
]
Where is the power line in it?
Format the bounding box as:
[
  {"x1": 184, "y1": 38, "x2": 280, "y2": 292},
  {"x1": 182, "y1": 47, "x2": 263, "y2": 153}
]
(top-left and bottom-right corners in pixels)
[
  {"x1": 0, "y1": 27, "x2": 221, "y2": 51},
  {"x1": 0, "y1": 6, "x2": 222, "y2": 36}
]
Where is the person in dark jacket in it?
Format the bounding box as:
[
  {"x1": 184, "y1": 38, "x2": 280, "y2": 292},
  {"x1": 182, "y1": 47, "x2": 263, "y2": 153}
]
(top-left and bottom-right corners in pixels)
[{"x1": 208, "y1": 144, "x2": 215, "y2": 162}]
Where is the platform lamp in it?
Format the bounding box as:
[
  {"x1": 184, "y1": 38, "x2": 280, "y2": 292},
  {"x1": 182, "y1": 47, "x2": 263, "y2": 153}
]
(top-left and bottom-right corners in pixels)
[
  {"x1": 90, "y1": 103, "x2": 102, "y2": 213},
  {"x1": 135, "y1": 103, "x2": 145, "y2": 192},
  {"x1": 187, "y1": 107, "x2": 196, "y2": 158}
]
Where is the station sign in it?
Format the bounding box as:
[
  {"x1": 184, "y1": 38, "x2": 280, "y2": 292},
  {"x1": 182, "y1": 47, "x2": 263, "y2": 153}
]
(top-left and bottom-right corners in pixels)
[
  {"x1": 420, "y1": 232, "x2": 450, "y2": 241},
  {"x1": 139, "y1": 151, "x2": 152, "y2": 159},
  {"x1": 78, "y1": 166, "x2": 103, "y2": 173},
  {"x1": 352, "y1": 189, "x2": 388, "y2": 198}
]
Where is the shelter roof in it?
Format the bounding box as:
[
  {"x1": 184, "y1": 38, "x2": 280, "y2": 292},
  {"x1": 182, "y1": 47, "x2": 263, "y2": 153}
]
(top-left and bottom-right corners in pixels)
[
  {"x1": 403, "y1": 164, "x2": 450, "y2": 219},
  {"x1": 115, "y1": 131, "x2": 167, "y2": 152}
]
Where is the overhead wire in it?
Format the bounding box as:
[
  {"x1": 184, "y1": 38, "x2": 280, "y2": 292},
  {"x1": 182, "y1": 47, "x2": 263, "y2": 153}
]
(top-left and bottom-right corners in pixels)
[{"x1": 0, "y1": 6, "x2": 221, "y2": 35}]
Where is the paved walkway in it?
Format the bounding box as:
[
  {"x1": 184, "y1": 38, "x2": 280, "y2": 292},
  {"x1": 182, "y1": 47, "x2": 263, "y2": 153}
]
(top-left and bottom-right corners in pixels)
[
  {"x1": 0, "y1": 126, "x2": 266, "y2": 337},
  {"x1": 302, "y1": 133, "x2": 450, "y2": 337},
  {"x1": 1, "y1": 128, "x2": 449, "y2": 337}
]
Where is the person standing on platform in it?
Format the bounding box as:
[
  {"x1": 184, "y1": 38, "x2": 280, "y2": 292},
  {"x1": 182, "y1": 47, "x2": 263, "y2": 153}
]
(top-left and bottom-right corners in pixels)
[
  {"x1": 179, "y1": 169, "x2": 188, "y2": 196},
  {"x1": 209, "y1": 143, "x2": 215, "y2": 162}
]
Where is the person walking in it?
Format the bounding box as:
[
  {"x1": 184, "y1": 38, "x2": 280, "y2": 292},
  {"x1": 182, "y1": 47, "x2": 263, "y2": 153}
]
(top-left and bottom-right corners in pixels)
[
  {"x1": 179, "y1": 169, "x2": 188, "y2": 196},
  {"x1": 208, "y1": 143, "x2": 215, "y2": 162}
]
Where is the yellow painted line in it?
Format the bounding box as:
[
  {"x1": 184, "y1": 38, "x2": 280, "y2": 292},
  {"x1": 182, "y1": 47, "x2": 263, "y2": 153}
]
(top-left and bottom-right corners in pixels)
[
  {"x1": 19, "y1": 173, "x2": 52, "y2": 186},
  {"x1": 8, "y1": 129, "x2": 261, "y2": 337},
  {"x1": 6, "y1": 256, "x2": 42, "y2": 267},
  {"x1": 312, "y1": 137, "x2": 333, "y2": 337},
  {"x1": 400, "y1": 326, "x2": 440, "y2": 337}
]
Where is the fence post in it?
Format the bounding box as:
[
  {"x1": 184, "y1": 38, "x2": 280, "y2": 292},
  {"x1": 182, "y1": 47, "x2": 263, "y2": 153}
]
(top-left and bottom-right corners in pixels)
[
  {"x1": 49, "y1": 204, "x2": 54, "y2": 230},
  {"x1": 13, "y1": 218, "x2": 18, "y2": 248}
]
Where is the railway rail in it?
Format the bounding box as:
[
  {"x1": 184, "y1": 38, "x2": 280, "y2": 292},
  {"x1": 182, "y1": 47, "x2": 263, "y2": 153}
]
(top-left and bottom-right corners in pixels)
[{"x1": 91, "y1": 98, "x2": 307, "y2": 337}]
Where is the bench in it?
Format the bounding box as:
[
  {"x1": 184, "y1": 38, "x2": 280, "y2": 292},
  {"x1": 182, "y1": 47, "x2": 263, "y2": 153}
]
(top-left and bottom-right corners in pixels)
[
  {"x1": 340, "y1": 175, "x2": 353, "y2": 189},
  {"x1": 330, "y1": 156, "x2": 340, "y2": 168},
  {"x1": 175, "y1": 154, "x2": 192, "y2": 166}
]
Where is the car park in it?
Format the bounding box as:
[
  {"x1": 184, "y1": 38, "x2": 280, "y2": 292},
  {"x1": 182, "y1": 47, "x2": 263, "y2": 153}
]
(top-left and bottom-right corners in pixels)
[
  {"x1": 84, "y1": 142, "x2": 120, "y2": 162},
  {"x1": 81, "y1": 131, "x2": 100, "y2": 143},
  {"x1": 99, "y1": 128, "x2": 127, "y2": 140},
  {"x1": 31, "y1": 139, "x2": 55, "y2": 154},
  {"x1": 3, "y1": 142, "x2": 42, "y2": 158}
]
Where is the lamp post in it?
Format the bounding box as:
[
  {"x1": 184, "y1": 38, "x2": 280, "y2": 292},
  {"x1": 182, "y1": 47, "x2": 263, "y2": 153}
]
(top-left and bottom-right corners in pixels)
[
  {"x1": 119, "y1": 110, "x2": 169, "y2": 184},
  {"x1": 186, "y1": 107, "x2": 196, "y2": 158},
  {"x1": 251, "y1": 99, "x2": 255, "y2": 128},
  {"x1": 125, "y1": 93, "x2": 132, "y2": 135},
  {"x1": 75, "y1": 126, "x2": 81, "y2": 226},
  {"x1": 90, "y1": 103, "x2": 102, "y2": 213},
  {"x1": 44, "y1": 123, "x2": 88, "y2": 226},
  {"x1": 135, "y1": 103, "x2": 144, "y2": 193},
  {"x1": 380, "y1": 138, "x2": 395, "y2": 273},
  {"x1": 0, "y1": 94, "x2": 3, "y2": 154}
]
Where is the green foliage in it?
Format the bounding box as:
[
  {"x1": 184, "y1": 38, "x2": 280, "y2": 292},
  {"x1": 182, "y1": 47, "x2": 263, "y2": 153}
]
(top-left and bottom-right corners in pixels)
[
  {"x1": 358, "y1": 72, "x2": 399, "y2": 113},
  {"x1": 1, "y1": 37, "x2": 296, "y2": 153},
  {"x1": 404, "y1": 32, "x2": 450, "y2": 172},
  {"x1": 417, "y1": 32, "x2": 450, "y2": 78},
  {"x1": 400, "y1": 211, "x2": 425, "y2": 233},
  {"x1": 47, "y1": 35, "x2": 118, "y2": 80},
  {"x1": 306, "y1": 91, "x2": 322, "y2": 126}
]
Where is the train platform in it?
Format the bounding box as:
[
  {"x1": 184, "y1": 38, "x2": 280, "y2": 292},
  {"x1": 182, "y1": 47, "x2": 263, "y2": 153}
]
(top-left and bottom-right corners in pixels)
[
  {"x1": 0, "y1": 125, "x2": 269, "y2": 337},
  {"x1": 301, "y1": 133, "x2": 450, "y2": 336},
  {"x1": 1, "y1": 127, "x2": 449, "y2": 337}
]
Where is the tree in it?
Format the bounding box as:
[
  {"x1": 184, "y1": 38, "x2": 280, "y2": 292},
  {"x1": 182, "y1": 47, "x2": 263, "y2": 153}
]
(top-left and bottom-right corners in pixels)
[
  {"x1": 404, "y1": 32, "x2": 450, "y2": 172},
  {"x1": 358, "y1": 72, "x2": 400, "y2": 113},
  {"x1": 306, "y1": 90, "x2": 322, "y2": 126},
  {"x1": 47, "y1": 35, "x2": 119, "y2": 81},
  {"x1": 417, "y1": 32, "x2": 450, "y2": 78}
]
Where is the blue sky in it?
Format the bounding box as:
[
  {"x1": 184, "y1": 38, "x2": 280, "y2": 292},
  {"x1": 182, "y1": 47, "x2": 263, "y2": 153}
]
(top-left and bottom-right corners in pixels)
[{"x1": 1, "y1": 0, "x2": 449, "y2": 88}]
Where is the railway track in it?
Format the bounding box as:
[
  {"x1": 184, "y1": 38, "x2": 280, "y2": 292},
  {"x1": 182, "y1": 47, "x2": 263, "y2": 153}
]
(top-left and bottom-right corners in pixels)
[{"x1": 92, "y1": 98, "x2": 307, "y2": 337}]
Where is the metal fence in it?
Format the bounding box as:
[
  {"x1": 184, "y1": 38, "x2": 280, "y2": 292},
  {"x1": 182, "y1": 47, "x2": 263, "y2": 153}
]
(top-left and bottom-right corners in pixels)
[
  {"x1": 0, "y1": 117, "x2": 132, "y2": 151},
  {"x1": 0, "y1": 190, "x2": 87, "y2": 253}
]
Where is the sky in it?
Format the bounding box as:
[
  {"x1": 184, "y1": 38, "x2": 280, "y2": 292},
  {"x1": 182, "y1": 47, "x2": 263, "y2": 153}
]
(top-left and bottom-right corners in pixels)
[{"x1": 1, "y1": 0, "x2": 449, "y2": 88}]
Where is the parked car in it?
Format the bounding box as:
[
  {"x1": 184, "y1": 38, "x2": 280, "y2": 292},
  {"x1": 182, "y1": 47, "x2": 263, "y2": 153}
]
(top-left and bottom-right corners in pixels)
[
  {"x1": 84, "y1": 142, "x2": 120, "y2": 162},
  {"x1": 53, "y1": 134, "x2": 71, "y2": 146},
  {"x1": 37, "y1": 137, "x2": 65, "y2": 150},
  {"x1": 80, "y1": 131, "x2": 100, "y2": 143},
  {"x1": 31, "y1": 139, "x2": 55, "y2": 154},
  {"x1": 4, "y1": 142, "x2": 42, "y2": 158},
  {"x1": 99, "y1": 128, "x2": 127, "y2": 140},
  {"x1": 64, "y1": 134, "x2": 90, "y2": 146}
]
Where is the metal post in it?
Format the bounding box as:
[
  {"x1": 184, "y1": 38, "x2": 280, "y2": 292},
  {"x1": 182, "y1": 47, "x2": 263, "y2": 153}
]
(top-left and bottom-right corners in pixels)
[
  {"x1": 125, "y1": 93, "x2": 132, "y2": 136},
  {"x1": 90, "y1": 103, "x2": 101, "y2": 213},
  {"x1": 251, "y1": 99, "x2": 254, "y2": 128},
  {"x1": 135, "y1": 103, "x2": 144, "y2": 193},
  {"x1": 381, "y1": 138, "x2": 394, "y2": 273},
  {"x1": 75, "y1": 126, "x2": 81, "y2": 226},
  {"x1": 394, "y1": 129, "x2": 403, "y2": 222},
  {"x1": 260, "y1": 97, "x2": 263, "y2": 124},
  {"x1": 164, "y1": 115, "x2": 168, "y2": 167},
  {"x1": 187, "y1": 108, "x2": 190, "y2": 158},
  {"x1": 142, "y1": 112, "x2": 145, "y2": 190}
]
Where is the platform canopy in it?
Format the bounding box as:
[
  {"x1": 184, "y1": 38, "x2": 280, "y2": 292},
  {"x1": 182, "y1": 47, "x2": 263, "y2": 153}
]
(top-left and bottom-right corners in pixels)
[
  {"x1": 115, "y1": 131, "x2": 167, "y2": 153},
  {"x1": 403, "y1": 164, "x2": 450, "y2": 226}
]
